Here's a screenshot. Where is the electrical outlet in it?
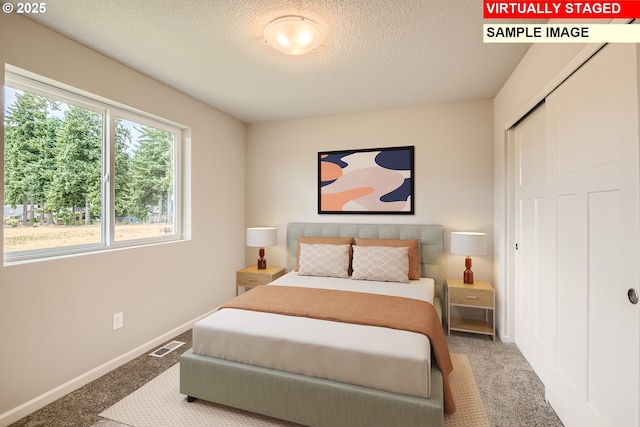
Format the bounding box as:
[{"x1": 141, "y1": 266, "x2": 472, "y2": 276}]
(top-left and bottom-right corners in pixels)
[{"x1": 113, "y1": 312, "x2": 123, "y2": 330}]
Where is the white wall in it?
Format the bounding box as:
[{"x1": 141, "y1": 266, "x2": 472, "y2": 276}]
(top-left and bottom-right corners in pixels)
[
  {"x1": 0, "y1": 13, "x2": 246, "y2": 424},
  {"x1": 246, "y1": 101, "x2": 495, "y2": 281}
]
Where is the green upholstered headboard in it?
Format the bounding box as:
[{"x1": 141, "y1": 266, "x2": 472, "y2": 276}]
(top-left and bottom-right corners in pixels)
[{"x1": 286, "y1": 223, "x2": 445, "y2": 300}]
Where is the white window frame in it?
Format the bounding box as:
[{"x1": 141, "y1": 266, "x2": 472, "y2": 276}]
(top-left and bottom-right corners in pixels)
[{"x1": 3, "y1": 68, "x2": 183, "y2": 264}]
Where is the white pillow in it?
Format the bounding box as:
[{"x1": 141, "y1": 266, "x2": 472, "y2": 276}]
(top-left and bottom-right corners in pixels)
[
  {"x1": 351, "y1": 245, "x2": 410, "y2": 283},
  {"x1": 298, "y1": 243, "x2": 350, "y2": 278}
]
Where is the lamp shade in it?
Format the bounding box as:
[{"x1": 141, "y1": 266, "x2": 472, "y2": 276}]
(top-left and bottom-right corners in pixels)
[
  {"x1": 450, "y1": 232, "x2": 487, "y2": 256},
  {"x1": 246, "y1": 227, "x2": 278, "y2": 248}
]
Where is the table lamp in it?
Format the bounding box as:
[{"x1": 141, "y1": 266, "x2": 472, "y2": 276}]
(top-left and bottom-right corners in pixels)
[
  {"x1": 450, "y1": 231, "x2": 487, "y2": 284},
  {"x1": 246, "y1": 227, "x2": 277, "y2": 269}
]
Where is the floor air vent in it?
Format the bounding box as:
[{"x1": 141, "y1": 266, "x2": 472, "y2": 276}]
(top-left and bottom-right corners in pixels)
[{"x1": 149, "y1": 340, "x2": 185, "y2": 357}]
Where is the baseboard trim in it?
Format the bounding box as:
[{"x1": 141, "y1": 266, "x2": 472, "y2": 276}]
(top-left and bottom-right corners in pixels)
[{"x1": 0, "y1": 309, "x2": 216, "y2": 427}]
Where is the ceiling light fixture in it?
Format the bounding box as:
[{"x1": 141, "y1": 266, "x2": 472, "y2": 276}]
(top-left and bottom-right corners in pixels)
[{"x1": 264, "y1": 16, "x2": 324, "y2": 55}]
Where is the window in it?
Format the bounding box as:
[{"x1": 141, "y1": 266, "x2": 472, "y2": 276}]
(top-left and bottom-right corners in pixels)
[{"x1": 3, "y1": 70, "x2": 182, "y2": 262}]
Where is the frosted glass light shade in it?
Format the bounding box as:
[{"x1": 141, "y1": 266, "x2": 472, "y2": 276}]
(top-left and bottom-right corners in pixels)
[
  {"x1": 264, "y1": 16, "x2": 324, "y2": 55},
  {"x1": 450, "y1": 232, "x2": 487, "y2": 256},
  {"x1": 246, "y1": 227, "x2": 278, "y2": 248}
]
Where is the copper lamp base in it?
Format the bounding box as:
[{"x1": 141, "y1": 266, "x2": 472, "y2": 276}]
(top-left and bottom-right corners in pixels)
[
  {"x1": 257, "y1": 247, "x2": 267, "y2": 269},
  {"x1": 463, "y1": 256, "x2": 474, "y2": 284}
]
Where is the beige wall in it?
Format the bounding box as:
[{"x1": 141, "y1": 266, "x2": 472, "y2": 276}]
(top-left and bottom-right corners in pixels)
[
  {"x1": 246, "y1": 101, "x2": 495, "y2": 281},
  {"x1": 0, "y1": 13, "x2": 246, "y2": 424}
]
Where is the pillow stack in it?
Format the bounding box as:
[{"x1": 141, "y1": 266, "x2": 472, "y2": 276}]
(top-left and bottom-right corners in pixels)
[{"x1": 295, "y1": 236, "x2": 420, "y2": 283}]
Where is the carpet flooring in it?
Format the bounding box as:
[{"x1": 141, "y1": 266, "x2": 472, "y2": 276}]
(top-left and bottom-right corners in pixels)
[
  {"x1": 10, "y1": 330, "x2": 563, "y2": 427},
  {"x1": 447, "y1": 333, "x2": 563, "y2": 426}
]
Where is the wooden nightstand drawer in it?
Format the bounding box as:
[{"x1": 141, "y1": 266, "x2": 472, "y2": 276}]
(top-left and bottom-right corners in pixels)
[
  {"x1": 236, "y1": 265, "x2": 285, "y2": 295},
  {"x1": 449, "y1": 287, "x2": 493, "y2": 307},
  {"x1": 237, "y1": 271, "x2": 272, "y2": 287}
]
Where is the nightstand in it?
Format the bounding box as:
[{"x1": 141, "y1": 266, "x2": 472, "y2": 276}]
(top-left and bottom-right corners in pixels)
[
  {"x1": 236, "y1": 265, "x2": 285, "y2": 295},
  {"x1": 445, "y1": 278, "x2": 495, "y2": 341}
]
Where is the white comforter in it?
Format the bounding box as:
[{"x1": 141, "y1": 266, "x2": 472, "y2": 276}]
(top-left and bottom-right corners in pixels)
[{"x1": 192, "y1": 272, "x2": 436, "y2": 398}]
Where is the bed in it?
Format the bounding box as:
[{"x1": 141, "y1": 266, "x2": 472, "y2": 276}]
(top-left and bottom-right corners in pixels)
[{"x1": 180, "y1": 223, "x2": 450, "y2": 427}]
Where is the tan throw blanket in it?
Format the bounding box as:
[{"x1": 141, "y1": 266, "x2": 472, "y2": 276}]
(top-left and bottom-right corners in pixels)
[{"x1": 220, "y1": 285, "x2": 456, "y2": 415}]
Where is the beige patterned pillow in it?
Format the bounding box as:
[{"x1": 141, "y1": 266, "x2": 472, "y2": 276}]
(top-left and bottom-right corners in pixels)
[
  {"x1": 295, "y1": 236, "x2": 353, "y2": 273},
  {"x1": 351, "y1": 245, "x2": 410, "y2": 283},
  {"x1": 354, "y1": 238, "x2": 420, "y2": 279},
  {"x1": 298, "y1": 243, "x2": 350, "y2": 278}
]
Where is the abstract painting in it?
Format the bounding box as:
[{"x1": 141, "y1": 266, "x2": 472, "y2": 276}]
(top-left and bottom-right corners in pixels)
[{"x1": 318, "y1": 146, "x2": 414, "y2": 214}]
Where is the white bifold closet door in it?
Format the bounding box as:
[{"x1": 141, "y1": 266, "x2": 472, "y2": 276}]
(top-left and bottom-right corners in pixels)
[{"x1": 514, "y1": 42, "x2": 640, "y2": 427}]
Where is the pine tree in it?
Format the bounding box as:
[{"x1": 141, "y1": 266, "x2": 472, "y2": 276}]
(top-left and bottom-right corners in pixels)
[
  {"x1": 114, "y1": 118, "x2": 133, "y2": 218},
  {"x1": 47, "y1": 106, "x2": 102, "y2": 225},
  {"x1": 129, "y1": 126, "x2": 173, "y2": 221},
  {"x1": 3, "y1": 91, "x2": 58, "y2": 225}
]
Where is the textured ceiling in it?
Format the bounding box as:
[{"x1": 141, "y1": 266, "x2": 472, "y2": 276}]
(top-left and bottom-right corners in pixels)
[{"x1": 27, "y1": 0, "x2": 533, "y2": 123}]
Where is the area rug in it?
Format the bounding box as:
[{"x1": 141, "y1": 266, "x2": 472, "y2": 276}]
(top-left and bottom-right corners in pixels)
[{"x1": 99, "y1": 353, "x2": 489, "y2": 426}]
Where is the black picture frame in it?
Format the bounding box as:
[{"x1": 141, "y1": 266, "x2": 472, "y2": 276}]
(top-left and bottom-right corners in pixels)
[{"x1": 318, "y1": 146, "x2": 414, "y2": 214}]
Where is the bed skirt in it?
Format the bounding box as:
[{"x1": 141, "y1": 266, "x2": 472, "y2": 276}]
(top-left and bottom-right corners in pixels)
[{"x1": 179, "y1": 348, "x2": 444, "y2": 427}]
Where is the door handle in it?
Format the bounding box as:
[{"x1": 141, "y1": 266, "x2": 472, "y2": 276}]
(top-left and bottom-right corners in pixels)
[{"x1": 629, "y1": 288, "x2": 639, "y2": 305}]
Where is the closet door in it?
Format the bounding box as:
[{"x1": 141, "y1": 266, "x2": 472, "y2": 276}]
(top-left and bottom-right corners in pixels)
[
  {"x1": 514, "y1": 104, "x2": 554, "y2": 385},
  {"x1": 545, "y1": 43, "x2": 640, "y2": 427}
]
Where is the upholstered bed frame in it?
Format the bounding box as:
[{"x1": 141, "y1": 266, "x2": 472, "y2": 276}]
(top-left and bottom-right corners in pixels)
[{"x1": 180, "y1": 223, "x2": 445, "y2": 427}]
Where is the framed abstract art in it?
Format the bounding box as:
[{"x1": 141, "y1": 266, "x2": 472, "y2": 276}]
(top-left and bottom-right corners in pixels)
[{"x1": 318, "y1": 146, "x2": 414, "y2": 214}]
